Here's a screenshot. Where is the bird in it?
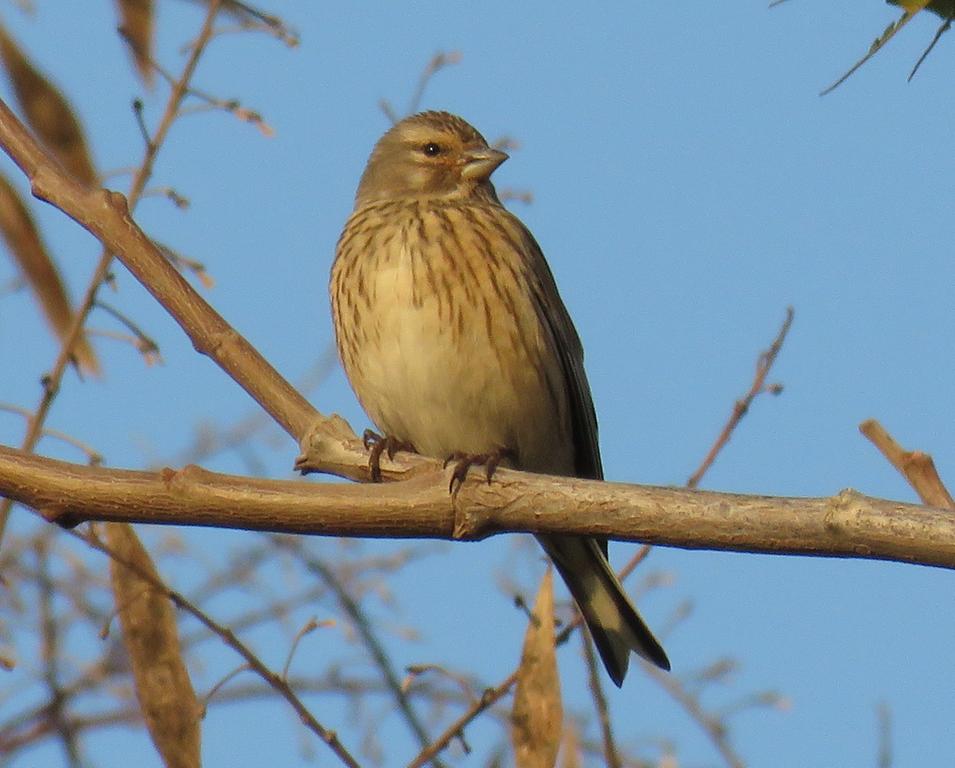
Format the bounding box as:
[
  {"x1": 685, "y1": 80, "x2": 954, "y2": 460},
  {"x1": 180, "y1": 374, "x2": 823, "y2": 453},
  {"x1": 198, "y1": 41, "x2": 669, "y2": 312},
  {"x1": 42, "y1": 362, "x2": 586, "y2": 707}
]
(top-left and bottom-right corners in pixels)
[{"x1": 330, "y1": 110, "x2": 669, "y2": 685}]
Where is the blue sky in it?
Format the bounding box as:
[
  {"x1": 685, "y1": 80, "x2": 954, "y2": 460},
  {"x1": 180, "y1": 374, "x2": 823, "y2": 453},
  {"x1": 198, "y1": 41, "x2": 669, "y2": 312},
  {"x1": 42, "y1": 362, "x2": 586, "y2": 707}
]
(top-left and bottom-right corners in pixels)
[{"x1": 2, "y1": 2, "x2": 954, "y2": 766}]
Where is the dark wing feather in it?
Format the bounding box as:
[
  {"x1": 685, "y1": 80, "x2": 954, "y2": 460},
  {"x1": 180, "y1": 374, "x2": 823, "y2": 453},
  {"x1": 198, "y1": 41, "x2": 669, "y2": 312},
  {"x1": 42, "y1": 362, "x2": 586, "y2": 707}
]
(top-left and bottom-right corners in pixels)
[{"x1": 515, "y1": 223, "x2": 603, "y2": 484}]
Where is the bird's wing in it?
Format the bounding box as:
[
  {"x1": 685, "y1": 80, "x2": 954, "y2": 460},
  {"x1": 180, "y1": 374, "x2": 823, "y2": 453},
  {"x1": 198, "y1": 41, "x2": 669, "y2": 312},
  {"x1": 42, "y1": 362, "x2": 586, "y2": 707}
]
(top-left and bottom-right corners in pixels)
[{"x1": 514, "y1": 222, "x2": 604, "y2": 485}]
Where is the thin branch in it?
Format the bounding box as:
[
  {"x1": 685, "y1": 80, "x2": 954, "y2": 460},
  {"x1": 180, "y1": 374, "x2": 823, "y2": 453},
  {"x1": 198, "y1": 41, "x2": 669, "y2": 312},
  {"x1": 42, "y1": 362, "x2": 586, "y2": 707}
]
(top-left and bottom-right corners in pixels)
[
  {"x1": 379, "y1": 51, "x2": 462, "y2": 124},
  {"x1": 0, "y1": 404, "x2": 103, "y2": 464},
  {"x1": 406, "y1": 671, "x2": 518, "y2": 768},
  {"x1": 94, "y1": 300, "x2": 161, "y2": 362},
  {"x1": 35, "y1": 536, "x2": 82, "y2": 768},
  {"x1": 131, "y1": 98, "x2": 152, "y2": 147},
  {"x1": 281, "y1": 618, "x2": 326, "y2": 680},
  {"x1": 177, "y1": 91, "x2": 274, "y2": 136},
  {"x1": 145, "y1": 185, "x2": 191, "y2": 209},
  {"x1": 200, "y1": 663, "x2": 252, "y2": 713},
  {"x1": 215, "y1": 1, "x2": 299, "y2": 47},
  {"x1": 687, "y1": 307, "x2": 793, "y2": 489},
  {"x1": 642, "y1": 662, "x2": 745, "y2": 768},
  {"x1": 877, "y1": 701, "x2": 892, "y2": 768},
  {"x1": 86, "y1": 328, "x2": 162, "y2": 365},
  {"x1": 859, "y1": 419, "x2": 955, "y2": 509},
  {"x1": 579, "y1": 630, "x2": 620, "y2": 768},
  {"x1": 407, "y1": 51, "x2": 461, "y2": 115},
  {"x1": 907, "y1": 12, "x2": 953, "y2": 81}
]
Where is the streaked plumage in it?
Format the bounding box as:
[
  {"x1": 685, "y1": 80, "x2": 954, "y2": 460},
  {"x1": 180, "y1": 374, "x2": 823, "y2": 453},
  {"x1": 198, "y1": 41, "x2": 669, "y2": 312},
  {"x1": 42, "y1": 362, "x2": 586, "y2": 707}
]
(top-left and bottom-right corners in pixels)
[{"x1": 330, "y1": 111, "x2": 669, "y2": 685}]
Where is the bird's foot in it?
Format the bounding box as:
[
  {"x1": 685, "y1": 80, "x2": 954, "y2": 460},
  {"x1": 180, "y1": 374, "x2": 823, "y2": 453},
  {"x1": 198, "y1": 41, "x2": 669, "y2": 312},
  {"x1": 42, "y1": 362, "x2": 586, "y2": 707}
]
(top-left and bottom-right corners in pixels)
[
  {"x1": 362, "y1": 429, "x2": 417, "y2": 482},
  {"x1": 444, "y1": 447, "x2": 517, "y2": 495}
]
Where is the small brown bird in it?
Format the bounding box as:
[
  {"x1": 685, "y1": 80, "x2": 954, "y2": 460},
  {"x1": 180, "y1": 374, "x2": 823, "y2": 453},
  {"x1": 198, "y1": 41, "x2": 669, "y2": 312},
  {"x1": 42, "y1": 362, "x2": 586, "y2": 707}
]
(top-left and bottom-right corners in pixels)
[{"x1": 330, "y1": 111, "x2": 669, "y2": 685}]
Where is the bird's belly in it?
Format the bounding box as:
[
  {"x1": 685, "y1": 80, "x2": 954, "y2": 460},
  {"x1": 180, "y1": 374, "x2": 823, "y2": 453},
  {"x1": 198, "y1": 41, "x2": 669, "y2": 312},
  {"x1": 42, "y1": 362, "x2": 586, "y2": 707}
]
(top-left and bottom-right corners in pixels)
[
  {"x1": 348, "y1": 260, "x2": 568, "y2": 470},
  {"x1": 365, "y1": 319, "x2": 500, "y2": 457}
]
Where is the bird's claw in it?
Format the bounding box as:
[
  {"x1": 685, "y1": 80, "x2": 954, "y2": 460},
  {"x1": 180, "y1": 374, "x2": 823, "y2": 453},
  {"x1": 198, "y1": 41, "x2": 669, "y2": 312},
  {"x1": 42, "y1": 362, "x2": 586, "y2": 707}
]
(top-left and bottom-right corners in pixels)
[
  {"x1": 362, "y1": 429, "x2": 416, "y2": 482},
  {"x1": 445, "y1": 447, "x2": 516, "y2": 495}
]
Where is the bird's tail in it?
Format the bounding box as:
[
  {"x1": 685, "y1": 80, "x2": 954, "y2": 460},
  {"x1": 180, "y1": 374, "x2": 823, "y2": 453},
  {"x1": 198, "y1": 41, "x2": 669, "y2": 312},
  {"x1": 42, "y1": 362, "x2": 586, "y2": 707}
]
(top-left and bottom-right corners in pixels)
[{"x1": 537, "y1": 534, "x2": 670, "y2": 686}]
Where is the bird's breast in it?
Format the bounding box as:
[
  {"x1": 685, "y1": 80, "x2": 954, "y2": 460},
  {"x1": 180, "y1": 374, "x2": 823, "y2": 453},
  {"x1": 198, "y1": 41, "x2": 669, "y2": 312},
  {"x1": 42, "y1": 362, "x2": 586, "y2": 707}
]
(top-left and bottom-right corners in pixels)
[{"x1": 331, "y1": 203, "x2": 573, "y2": 473}]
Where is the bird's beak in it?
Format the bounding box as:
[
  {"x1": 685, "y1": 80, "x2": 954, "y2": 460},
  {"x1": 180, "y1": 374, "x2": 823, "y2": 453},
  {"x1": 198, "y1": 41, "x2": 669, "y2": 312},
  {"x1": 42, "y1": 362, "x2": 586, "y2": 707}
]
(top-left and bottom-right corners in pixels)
[{"x1": 461, "y1": 147, "x2": 508, "y2": 182}]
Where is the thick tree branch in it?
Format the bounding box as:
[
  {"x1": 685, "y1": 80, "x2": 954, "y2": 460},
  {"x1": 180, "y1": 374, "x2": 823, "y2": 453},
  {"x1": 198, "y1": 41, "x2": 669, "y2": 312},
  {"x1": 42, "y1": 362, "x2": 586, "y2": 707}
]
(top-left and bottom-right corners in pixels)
[{"x1": 2, "y1": 445, "x2": 954, "y2": 569}]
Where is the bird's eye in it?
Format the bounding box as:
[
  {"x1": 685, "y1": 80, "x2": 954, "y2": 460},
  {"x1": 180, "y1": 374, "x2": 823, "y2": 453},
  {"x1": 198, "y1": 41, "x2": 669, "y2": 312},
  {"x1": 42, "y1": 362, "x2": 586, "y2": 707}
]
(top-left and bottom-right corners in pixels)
[{"x1": 421, "y1": 142, "x2": 443, "y2": 157}]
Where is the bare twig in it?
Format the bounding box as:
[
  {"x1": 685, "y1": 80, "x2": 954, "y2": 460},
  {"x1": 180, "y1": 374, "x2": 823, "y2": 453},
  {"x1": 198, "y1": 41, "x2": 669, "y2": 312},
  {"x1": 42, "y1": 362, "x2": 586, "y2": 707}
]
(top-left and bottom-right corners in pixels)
[
  {"x1": 407, "y1": 51, "x2": 461, "y2": 115},
  {"x1": 860, "y1": 419, "x2": 955, "y2": 509},
  {"x1": 94, "y1": 300, "x2": 161, "y2": 362},
  {"x1": 407, "y1": 671, "x2": 518, "y2": 768},
  {"x1": 687, "y1": 307, "x2": 793, "y2": 489},
  {"x1": 215, "y1": 1, "x2": 299, "y2": 47},
  {"x1": 178, "y1": 90, "x2": 274, "y2": 136},
  {"x1": 877, "y1": 701, "x2": 892, "y2": 768},
  {"x1": 642, "y1": 661, "x2": 745, "y2": 768},
  {"x1": 908, "y1": 11, "x2": 953, "y2": 81},
  {"x1": 201, "y1": 663, "x2": 252, "y2": 713},
  {"x1": 36, "y1": 536, "x2": 82, "y2": 767},
  {"x1": 403, "y1": 665, "x2": 480, "y2": 706},
  {"x1": 579, "y1": 631, "x2": 620, "y2": 768},
  {"x1": 379, "y1": 51, "x2": 462, "y2": 124},
  {"x1": 282, "y1": 617, "x2": 328, "y2": 680},
  {"x1": 0, "y1": 403, "x2": 103, "y2": 463}
]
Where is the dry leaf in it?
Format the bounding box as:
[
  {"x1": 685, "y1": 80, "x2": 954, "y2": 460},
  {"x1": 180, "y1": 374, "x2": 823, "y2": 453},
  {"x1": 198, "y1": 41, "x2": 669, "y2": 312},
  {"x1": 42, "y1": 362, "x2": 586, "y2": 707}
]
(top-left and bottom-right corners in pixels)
[
  {"x1": 0, "y1": 24, "x2": 97, "y2": 185},
  {"x1": 512, "y1": 568, "x2": 562, "y2": 768},
  {"x1": 0, "y1": 172, "x2": 99, "y2": 374},
  {"x1": 108, "y1": 523, "x2": 201, "y2": 768},
  {"x1": 557, "y1": 721, "x2": 581, "y2": 768},
  {"x1": 116, "y1": 0, "x2": 155, "y2": 88}
]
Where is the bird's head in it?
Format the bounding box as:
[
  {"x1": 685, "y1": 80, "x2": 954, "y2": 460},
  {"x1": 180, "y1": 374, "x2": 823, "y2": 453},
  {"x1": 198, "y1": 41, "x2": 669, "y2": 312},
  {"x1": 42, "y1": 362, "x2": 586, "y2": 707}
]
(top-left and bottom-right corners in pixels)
[{"x1": 355, "y1": 111, "x2": 508, "y2": 206}]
